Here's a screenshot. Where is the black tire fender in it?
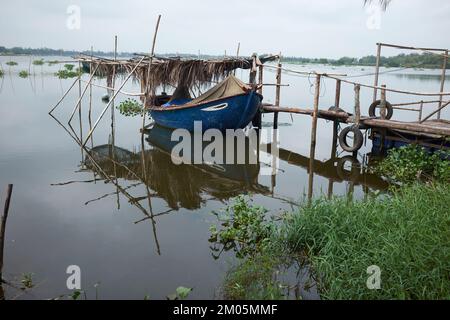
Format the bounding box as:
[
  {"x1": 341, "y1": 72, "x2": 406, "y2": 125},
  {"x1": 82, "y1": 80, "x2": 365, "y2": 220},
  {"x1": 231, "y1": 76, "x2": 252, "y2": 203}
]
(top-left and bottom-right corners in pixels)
[
  {"x1": 368, "y1": 100, "x2": 393, "y2": 119},
  {"x1": 339, "y1": 125, "x2": 364, "y2": 152}
]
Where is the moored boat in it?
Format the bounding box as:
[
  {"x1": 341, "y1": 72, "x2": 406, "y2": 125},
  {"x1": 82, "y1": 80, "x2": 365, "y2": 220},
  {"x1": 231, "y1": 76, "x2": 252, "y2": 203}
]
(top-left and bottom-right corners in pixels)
[{"x1": 149, "y1": 75, "x2": 262, "y2": 131}]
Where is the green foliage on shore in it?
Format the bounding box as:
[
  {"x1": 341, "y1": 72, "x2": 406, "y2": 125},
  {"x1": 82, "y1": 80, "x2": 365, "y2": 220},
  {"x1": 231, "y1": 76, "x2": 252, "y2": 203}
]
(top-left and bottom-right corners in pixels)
[
  {"x1": 284, "y1": 182, "x2": 450, "y2": 299},
  {"x1": 212, "y1": 145, "x2": 450, "y2": 299}
]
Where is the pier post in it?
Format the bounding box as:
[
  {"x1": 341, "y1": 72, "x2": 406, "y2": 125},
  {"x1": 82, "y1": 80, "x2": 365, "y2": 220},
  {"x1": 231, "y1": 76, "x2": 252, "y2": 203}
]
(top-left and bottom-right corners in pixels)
[
  {"x1": 308, "y1": 74, "x2": 321, "y2": 201},
  {"x1": 250, "y1": 53, "x2": 261, "y2": 129},
  {"x1": 273, "y1": 55, "x2": 282, "y2": 130},
  {"x1": 418, "y1": 100, "x2": 424, "y2": 121},
  {"x1": 380, "y1": 84, "x2": 387, "y2": 151},
  {"x1": 354, "y1": 84, "x2": 361, "y2": 125},
  {"x1": 437, "y1": 49, "x2": 448, "y2": 120},
  {"x1": 373, "y1": 43, "x2": 382, "y2": 102}
]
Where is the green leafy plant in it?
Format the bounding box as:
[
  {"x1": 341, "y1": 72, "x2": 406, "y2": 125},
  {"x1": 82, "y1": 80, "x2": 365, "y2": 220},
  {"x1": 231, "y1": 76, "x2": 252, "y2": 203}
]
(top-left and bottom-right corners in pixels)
[
  {"x1": 18, "y1": 70, "x2": 29, "y2": 78},
  {"x1": 6, "y1": 61, "x2": 18, "y2": 66},
  {"x1": 55, "y1": 68, "x2": 82, "y2": 79},
  {"x1": 47, "y1": 60, "x2": 60, "y2": 66},
  {"x1": 374, "y1": 145, "x2": 450, "y2": 183},
  {"x1": 0, "y1": 69, "x2": 4, "y2": 77},
  {"x1": 117, "y1": 98, "x2": 144, "y2": 117},
  {"x1": 64, "y1": 64, "x2": 75, "y2": 71},
  {"x1": 209, "y1": 196, "x2": 274, "y2": 259},
  {"x1": 21, "y1": 273, "x2": 34, "y2": 289}
]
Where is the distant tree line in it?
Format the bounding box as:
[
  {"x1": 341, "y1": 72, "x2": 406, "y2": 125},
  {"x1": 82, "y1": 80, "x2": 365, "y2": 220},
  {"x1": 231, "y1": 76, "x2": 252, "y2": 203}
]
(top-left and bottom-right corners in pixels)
[
  {"x1": 282, "y1": 52, "x2": 449, "y2": 69},
  {"x1": 0, "y1": 46, "x2": 448, "y2": 69}
]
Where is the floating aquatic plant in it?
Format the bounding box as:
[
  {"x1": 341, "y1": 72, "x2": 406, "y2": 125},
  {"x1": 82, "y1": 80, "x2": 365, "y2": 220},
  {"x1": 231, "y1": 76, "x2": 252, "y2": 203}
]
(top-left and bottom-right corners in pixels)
[
  {"x1": 6, "y1": 61, "x2": 18, "y2": 66},
  {"x1": 117, "y1": 98, "x2": 144, "y2": 117},
  {"x1": 32, "y1": 59, "x2": 45, "y2": 66},
  {"x1": 18, "y1": 70, "x2": 30, "y2": 78}
]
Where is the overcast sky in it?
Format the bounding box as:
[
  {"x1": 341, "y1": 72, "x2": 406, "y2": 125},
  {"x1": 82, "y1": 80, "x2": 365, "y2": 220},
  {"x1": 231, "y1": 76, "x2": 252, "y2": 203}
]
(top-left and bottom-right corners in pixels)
[{"x1": 1, "y1": 0, "x2": 449, "y2": 58}]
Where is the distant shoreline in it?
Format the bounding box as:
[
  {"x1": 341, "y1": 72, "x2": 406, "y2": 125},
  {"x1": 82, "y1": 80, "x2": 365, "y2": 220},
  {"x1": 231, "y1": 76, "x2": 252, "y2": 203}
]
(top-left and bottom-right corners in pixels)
[{"x1": 1, "y1": 46, "x2": 448, "y2": 70}]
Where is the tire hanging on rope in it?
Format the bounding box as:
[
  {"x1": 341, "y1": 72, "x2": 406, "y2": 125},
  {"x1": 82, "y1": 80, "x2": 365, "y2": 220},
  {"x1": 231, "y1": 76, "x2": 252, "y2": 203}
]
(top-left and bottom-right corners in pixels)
[
  {"x1": 339, "y1": 125, "x2": 363, "y2": 152},
  {"x1": 368, "y1": 100, "x2": 393, "y2": 119}
]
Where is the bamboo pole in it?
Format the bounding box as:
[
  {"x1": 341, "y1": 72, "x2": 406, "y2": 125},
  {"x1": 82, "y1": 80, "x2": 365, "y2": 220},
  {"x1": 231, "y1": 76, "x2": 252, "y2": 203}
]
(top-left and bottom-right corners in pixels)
[
  {"x1": 380, "y1": 84, "x2": 387, "y2": 119},
  {"x1": 68, "y1": 64, "x2": 101, "y2": 123},
  {"x1": 373, "y1": 43, "x2": 382, "y2": 102},
  {"x1": 420, "y1": 101, "x2": 450, "y2": 123},
  {"x1": 78, "y1": 61, "x2": 83, "y2": 141},
  {"x1": 233, "y1": 42, "x2": 240, "y2": 76},
  {"x1": 0, "y1": 184, "x2": 13, "y2": 282},
  {"x1": 437, "y1": 49, "x2": 448, "y2": 120},
  {"x1": 308, "y1": 74, "x2": 321, "y2": 201},
  {"x1": 325, "y1": 74, "x2": 450, "y2": 97},
  {"x1": 88, "y1": 46, "x2": 94, "y2": 148},
  {"x1": 354, "y1": 84, "x2": 361, "y2": 125},
  {"x1": 48, "y1": 77, "x2": 79, "y2": 114},
  {"x1": 261, "y1": 105, "x2": 450, "y2": 136},
  {"x1": 418, "y1": 100, "x2": 423, "y2": 122},
  {"x1": 273, "y1": 55, "x2": 282, "y2": 130},
  {"x1": 112, "y1": 36, "x2": 117, "y2": 143}
]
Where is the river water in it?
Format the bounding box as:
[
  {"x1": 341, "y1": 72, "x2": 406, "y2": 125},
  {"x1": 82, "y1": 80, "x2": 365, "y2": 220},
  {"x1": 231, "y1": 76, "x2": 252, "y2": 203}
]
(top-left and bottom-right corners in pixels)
[{"x1": 0, "y1": 56, "x2": 448, "y2": 299}]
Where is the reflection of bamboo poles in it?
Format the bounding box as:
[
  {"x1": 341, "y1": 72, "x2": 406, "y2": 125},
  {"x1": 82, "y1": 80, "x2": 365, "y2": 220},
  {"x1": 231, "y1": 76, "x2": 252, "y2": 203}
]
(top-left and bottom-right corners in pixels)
[{"x1": 50, "y1": 102, "x2": 163, "y2": 254}]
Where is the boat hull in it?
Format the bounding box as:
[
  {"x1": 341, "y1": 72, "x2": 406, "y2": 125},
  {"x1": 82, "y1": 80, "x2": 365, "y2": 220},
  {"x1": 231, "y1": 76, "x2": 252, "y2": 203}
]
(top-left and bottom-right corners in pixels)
[{"x1": 149, "y1": 91, "x2": 262, "y2": 131}]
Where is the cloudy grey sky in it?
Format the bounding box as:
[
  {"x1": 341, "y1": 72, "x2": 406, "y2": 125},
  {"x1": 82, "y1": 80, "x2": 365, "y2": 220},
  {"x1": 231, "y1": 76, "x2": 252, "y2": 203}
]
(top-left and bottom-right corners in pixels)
[{"x1": 1, "y1": 0, "x2": 449, "y2": 58}]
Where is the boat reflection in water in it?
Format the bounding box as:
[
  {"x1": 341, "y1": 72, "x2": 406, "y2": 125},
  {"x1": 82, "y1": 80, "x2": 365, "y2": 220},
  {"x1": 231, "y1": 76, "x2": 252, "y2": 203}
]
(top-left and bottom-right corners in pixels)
[{"x1": 85, "y1": 124, "x2": 270, "y2": 211}]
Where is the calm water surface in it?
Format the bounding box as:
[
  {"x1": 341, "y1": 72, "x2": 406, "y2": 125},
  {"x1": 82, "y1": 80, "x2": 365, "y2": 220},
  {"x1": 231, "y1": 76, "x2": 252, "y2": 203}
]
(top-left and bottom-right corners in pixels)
[{"x1": 0, "y1": 56, "x2": 448, "y2": 299}]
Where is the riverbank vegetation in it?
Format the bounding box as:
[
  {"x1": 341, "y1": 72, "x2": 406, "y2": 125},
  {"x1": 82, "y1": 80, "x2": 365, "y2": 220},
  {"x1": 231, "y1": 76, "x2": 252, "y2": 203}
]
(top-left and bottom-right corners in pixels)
[{"x1": 212, "y1": 146, "x2": 450, "y2": 300}]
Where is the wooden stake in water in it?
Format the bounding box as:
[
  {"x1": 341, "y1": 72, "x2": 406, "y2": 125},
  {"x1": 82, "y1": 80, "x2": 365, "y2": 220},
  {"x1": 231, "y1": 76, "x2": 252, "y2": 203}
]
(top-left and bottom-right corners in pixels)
[
  {"x1": 0, "y1": 184, "x2": 13, "y2": 282},
  {"x1": 308, "y1": 74, "x2": 321, "y2": 202},
  {"x1": 273, "y1": 54, "x2": 282, "y2": 130}
]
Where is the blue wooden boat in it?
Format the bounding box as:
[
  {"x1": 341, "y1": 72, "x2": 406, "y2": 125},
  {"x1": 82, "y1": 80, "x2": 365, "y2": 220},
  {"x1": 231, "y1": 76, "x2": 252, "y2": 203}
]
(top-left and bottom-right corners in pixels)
[{"x1": 149, "y1": 75, "x2": 262, "y2": 131}]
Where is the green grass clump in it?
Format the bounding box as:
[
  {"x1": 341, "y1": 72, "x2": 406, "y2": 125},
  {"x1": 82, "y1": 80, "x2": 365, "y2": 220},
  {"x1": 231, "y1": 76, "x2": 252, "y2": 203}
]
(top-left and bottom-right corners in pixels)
[
  {"x1": 32, "y1": 59, "x2": 45, "y2": 66},
  {"x1": 0, "y1": 69, "x2": 4, "y2": 77},
  {"x1": 117, "y1": 98, "x2": 144, "y2": 117},
  {"x1": 47, "y1": 60, "x2": 60, "y2": 66},
  {"x1": 18, "y1": 70, "x2": 29, "y2": 78},
  {"x1": 284, "y1": 183, "x2": 450, "y2": 299},
  {"x1": 6, "y1": 61, "x2": 18, "y2": 66},
  {"x1": 375, "y1": 145, "x2": 450, "y2": 183}
]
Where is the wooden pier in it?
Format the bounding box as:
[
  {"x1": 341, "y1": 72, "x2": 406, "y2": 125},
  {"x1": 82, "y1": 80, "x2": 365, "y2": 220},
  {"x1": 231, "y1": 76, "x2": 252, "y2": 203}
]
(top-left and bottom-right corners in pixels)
[{"x1": 258, "y1": 42, "x2": 450, "y2": 155}]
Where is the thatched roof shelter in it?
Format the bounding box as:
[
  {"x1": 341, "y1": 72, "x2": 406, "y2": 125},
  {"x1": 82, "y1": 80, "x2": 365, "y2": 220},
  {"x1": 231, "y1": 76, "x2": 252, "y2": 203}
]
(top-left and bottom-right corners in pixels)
[{"x1": 75, "y1": 54, "x2": 278, "y2": 93}]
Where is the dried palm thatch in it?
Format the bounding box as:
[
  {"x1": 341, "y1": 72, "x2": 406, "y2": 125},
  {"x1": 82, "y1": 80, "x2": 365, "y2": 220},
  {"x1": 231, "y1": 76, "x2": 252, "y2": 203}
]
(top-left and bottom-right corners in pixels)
[{"x1": 75, "y1": 54, "x2": 277, "y2": 96}]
